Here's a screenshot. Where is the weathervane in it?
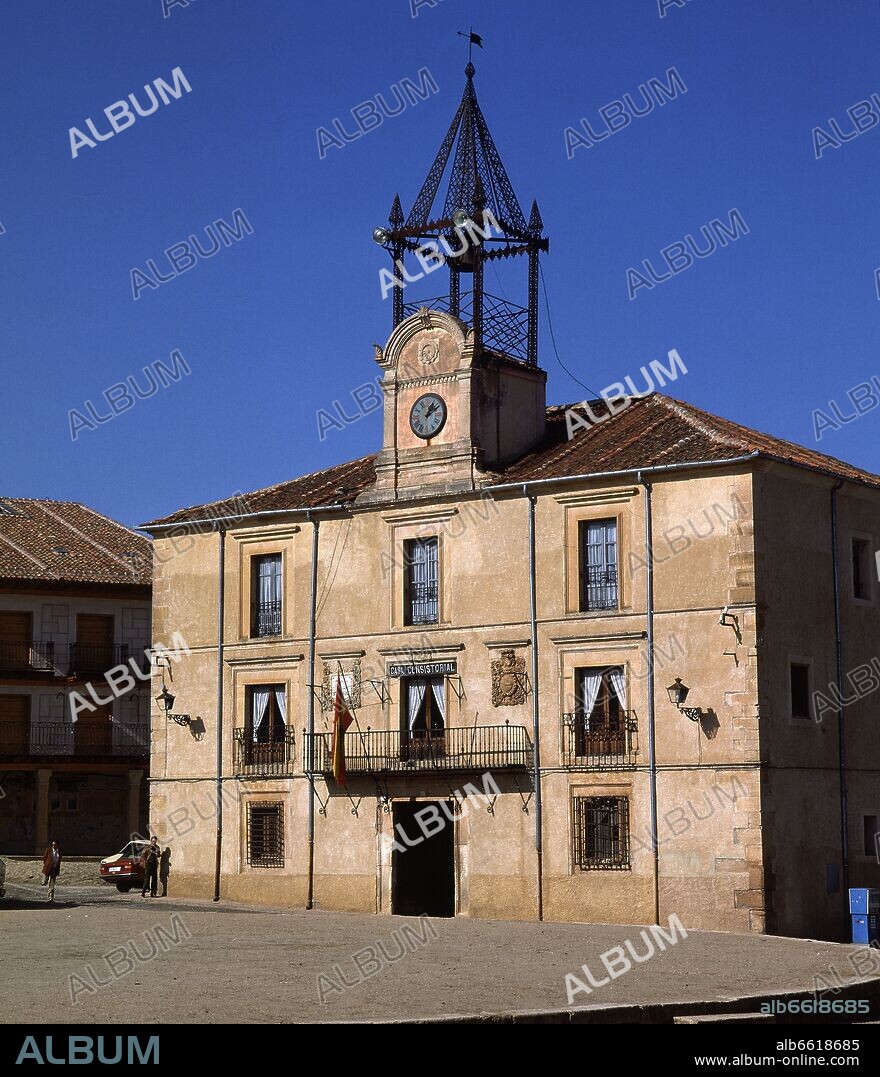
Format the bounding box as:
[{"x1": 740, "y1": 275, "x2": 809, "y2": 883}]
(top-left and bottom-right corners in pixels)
[{"x1": 457, "y1": 28, "x2": 484, "y2": 64}]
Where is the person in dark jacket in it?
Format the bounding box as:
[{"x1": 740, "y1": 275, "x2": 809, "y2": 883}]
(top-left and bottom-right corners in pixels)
[
  {"x1": 140, "y1": 836, "x2": 160, "y2": 897},
  {"x1": 42, "y1": 841, "x2": 62, "y2": 903}
]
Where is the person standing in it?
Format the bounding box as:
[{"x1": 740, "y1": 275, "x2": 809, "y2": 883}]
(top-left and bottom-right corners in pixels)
[
  {"x1": 42, "y1": 841, "x2": 62, "y2": 903},
  {"x1": 140, "y1": 836, "x2": 160, "y2": 898}
]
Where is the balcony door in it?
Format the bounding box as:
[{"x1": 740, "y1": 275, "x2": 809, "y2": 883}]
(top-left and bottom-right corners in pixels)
[
  {"x1": 0, "y1": 611, "x2": 32, "y2": 672},
  {"x1": 0, "y1": 694, "x2": 29, "y2": 753},
  {"x1": 75, "y1": 703, "x2": 113, "y2": 755},
  {"x1": 402, "y1": 677, "x2": 445, "y2": 759},
  {"x1": 246, "y1": 686, "x2": 287, "y2": 766},
  {"x1": 74, "y1": 614, "x2": 115, "y2": 673},
  {"x1": 575, "y1": 667, "x2": 626, "y2": 757}
]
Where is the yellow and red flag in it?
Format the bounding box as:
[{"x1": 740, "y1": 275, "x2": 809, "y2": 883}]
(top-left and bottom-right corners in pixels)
[{"x1": 330, "y1": 680, "x2": 354, "y2": 785}]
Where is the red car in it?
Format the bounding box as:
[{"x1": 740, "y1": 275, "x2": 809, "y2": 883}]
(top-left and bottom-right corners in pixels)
[{"x1": 99, "y1": 840, "x2": 148, "y2": 892}]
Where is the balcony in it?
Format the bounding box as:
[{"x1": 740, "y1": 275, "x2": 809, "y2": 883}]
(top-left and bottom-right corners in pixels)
[
  {"x1": 233, "y1": 728, "x2": 297, "y2": 776},
  {"x1": 304, "y1": 724, "x2": 533, "y2": 777},
  {"x1": 0, "y1": 640, "x2": 55, "y2": 675},
  {"x1": 68, "y1": 643, "x2": 129, "y2": 677},
  {"x1": 562, "y1": 711, "x2": 639, "y2": 769},
  {"x1": 0, "y1": 721, "x2": 149, "y2": 759}
]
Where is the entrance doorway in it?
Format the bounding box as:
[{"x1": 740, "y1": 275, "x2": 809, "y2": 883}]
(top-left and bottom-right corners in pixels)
[{"x1": 391, "y1": 801, "x2": 455, "y2": 918}]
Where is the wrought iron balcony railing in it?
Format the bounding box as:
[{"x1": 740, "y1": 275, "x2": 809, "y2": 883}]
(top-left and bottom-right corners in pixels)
[
  {"x1": 406, "y1": 582, "x2": 439, "y2": 625},
  {"x1": 580, "y1": 565, "x2": 619, "y2": 612},
  {"x1": 561, "y1": 711, "x2": 639, "y2": 769},
  {"x1": 254, "y1": 600, "x2": 282, "y2": 637},
  {"x1": 68, "y1": 643, "x2": 129, "y2": 676},
  {"x1": 0, "y1": 721, "x2": 149, "y2": 758},
  {"x1": 304, "y1": 724, "x2": 532, "y2": 777},
  {"x1": 233, "y1": 727, "x2": 297, "y2": 776},
  {"x1": 0, "y1": 640, "x2": 55, "y2": 674}
]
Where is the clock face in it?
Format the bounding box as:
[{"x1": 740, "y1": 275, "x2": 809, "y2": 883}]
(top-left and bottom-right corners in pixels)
[{"x1": 409, "y1": 393, "x2": 447, "y2": 439}]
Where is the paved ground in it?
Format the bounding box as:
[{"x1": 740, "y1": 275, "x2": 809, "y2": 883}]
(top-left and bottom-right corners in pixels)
[{"x1": 1, "y1": 881, "x2": 877, "y2": 1023}]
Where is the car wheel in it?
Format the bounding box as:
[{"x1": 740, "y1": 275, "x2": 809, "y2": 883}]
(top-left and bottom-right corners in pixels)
[{"x1": 116, "y1": 882, "x2": 133, "y2": 893}]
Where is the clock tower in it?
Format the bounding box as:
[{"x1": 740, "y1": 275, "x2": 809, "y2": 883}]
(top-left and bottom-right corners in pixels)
[{"x1": 362, "y1": 61, "x2": 550, "y2": 503}]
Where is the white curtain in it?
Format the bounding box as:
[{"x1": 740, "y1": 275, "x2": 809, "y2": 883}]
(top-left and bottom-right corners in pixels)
[
  {"x1": 578, "y1": 671, "x2": 603, "y2": 730},
  {"x1": 608, "y1": 668, "x2": 627, "y2": 711},
  {"x1": 251, "y1": 689, "x2": 271, "y2": 742},
  {"x1": 408, "y1": 682, "x2": 426, "y2": 730},
  {"x1": 274, "y1": 688, "x2": 286, "y2": 726},
  {"x1": 430, "y1": 678, "x2": 445, "y2": 727}
]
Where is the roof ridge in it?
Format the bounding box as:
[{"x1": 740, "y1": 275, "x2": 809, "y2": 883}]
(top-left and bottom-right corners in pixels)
[{"x1": 651, "y1": 394, "x2": 752, "y2": 453}]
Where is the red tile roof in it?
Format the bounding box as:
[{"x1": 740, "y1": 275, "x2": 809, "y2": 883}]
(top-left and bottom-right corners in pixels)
[
  {"x1": 0, "y1": 499, "x2": 152, "y2": 586},
  {"x1": 143, "y1": 394, "x2": 880, "y2": 527}
]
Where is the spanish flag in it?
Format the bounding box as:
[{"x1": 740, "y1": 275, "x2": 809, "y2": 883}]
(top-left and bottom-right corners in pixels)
[{"x1": 330, "y1": 680, "x2": 354, "y2": 785}]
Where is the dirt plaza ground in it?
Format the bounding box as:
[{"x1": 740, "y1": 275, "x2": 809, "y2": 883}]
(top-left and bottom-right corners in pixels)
[{"x1": 1, "y1": 881, "x2": 878, "y2": 1024}]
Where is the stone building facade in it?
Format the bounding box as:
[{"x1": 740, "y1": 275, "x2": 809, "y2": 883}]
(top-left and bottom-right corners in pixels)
[{"x1": 143, "y1": 66, "x2": 880, "y2": 940}]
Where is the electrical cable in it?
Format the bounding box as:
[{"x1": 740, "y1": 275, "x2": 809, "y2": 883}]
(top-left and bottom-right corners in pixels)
[{"x1": 539, "y1": 263, "x2": 600, "y2": 399}]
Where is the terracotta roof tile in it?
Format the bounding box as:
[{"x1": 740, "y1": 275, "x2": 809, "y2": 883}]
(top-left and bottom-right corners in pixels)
[
  {"x1": 0, "y1": 499, "x2": 152, "y2": 586},
  {"x1": 143, "y1": 394, "x2": 880, "y2": 527}
]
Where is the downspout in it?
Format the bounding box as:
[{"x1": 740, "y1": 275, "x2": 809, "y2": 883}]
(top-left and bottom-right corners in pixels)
[
  {"x1": 525, "y1": 488, "x2": 543, "y2": 921},
  {"x1": 830, "y1": 479, "x2": 849, "y2": 926},
  {"x1": 637, "y1": 472, "x2": 660, "y2": 926},
  {"x1": 306, "y1": 512, "x2": 320, "y2": 910},
  {"x1": 212, "y1": 526, "x2": 226, "y2": 902}
]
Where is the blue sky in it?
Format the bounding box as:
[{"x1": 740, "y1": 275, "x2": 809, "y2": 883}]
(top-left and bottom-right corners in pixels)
[{"x1": 3, "y1": 0, "x2": 880, "y2": 528}]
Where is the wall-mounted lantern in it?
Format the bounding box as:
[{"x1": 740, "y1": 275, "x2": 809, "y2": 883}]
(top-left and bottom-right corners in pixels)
[{"x1": 666, "y1": 677, "x2": 702, "y2": 723}]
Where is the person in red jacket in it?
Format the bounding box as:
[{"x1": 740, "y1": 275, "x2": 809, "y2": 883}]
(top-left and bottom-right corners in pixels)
[{"x1": 42, "y1": 841, "x2": 62, "y2": 903}]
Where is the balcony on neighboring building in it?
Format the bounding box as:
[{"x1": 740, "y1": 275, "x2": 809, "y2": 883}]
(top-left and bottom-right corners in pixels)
[
  {"x1": 0, "y1": 721, "x2": 149, "y2": 760},
  {"x1": 233, "y1": 727, "x2": 297, "y2": 776},
  {"x1": 561, "y1": 711, "x2": 639, "y2": 769},
  {"x1": 0, "y1": 640, "x2": 55, "y2": 675},
  {"x1": 67, "y1": 643, "x2": 130, "y2": 678},
  {"x1": 304, "y1": 724, "x2": 533, "y2": 777}
]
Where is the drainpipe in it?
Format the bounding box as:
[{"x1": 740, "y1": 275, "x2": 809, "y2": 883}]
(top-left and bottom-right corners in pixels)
[
  {"x1": 637, "y1": 472, "x2": 660, "y2": 926},
  {"x1": 212, "y1": 527, "x2": 226, "y2": 902},
  {"x1": 306, "y1": 512, "x2": 320, "y2": 910},
  {"x1": 830, "y1": 479, "x2": 849, "y2": 927},
  {"x1": 525, "y1": 488, "x2": 543, "y2": 921}
]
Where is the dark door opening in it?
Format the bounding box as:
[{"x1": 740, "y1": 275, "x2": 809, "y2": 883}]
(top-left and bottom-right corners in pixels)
[{"x1": 391, "y1": 801, "x2": 455, "y2": 918}]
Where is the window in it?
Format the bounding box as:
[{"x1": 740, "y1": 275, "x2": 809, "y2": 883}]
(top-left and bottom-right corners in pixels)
[
  {"x1": 852, "y1": 538, "x2": 872, "y2": 601},
  {"x1": 571, "y1": 667, "x2": 628, "y2": 759},
  {"x1": 573, "y1": 795, "x2": 630, "y2": 870},
  {"x1": 247, "y1": 802, "x2": 284, "y2": 867},
  {"x1": 790, "y1": 662, "x2": 811, "y2": 720},
  {"x1": 404, "y1": 537, "x2": 439, "y2": 625},
  {"x1": 579, "y1": 519, "x2": 618, "y2": 611},
  {"x1": 252, "y1": 554, "x2": 282, "y2": 637},
  {"x1": 863, "y1": 814, "x2": 879, "y2": 859}
]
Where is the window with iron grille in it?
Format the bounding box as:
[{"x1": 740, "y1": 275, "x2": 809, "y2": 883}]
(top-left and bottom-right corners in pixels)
[
  {"x1": 252, "y1": 554, "x2": 283, "y2": 637},
  {"x1": 404, "y1": 537, "x2": 439, "y2": 625},
  {"x1": 573, "y1": 795, "x2": 630, "y2": 870},
  {"x1": 246, "y1": 802, "x2": 284, "y2": 867},
  {"x1": 579, "y1": 519, "x2": 618, "y2": 611}
]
